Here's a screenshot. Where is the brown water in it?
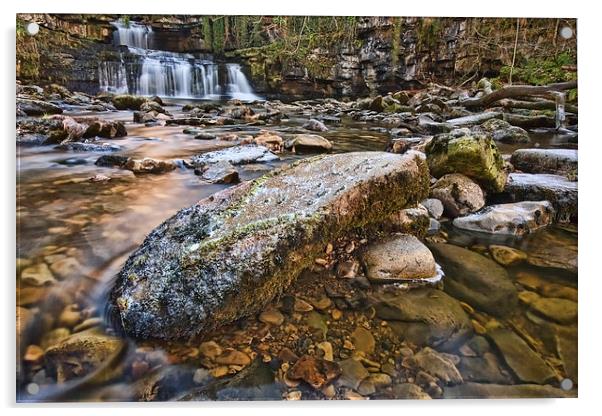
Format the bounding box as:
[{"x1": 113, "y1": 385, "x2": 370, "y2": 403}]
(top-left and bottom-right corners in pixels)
[{"x1": 16, "y1": 101, "x2": 577, "y2": 401}]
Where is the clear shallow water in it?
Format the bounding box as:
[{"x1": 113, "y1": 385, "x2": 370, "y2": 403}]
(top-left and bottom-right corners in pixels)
[{"x1": 16, "y1": 102, "x2": 578, "y2": 401}]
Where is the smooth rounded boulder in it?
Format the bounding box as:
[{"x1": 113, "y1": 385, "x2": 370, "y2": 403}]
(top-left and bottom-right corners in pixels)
[
  {"x1": 109, "y1": 151, "x2": 429, "y2": 339},
  {"x1": 452, "y1": 201, "x2": 554, "y2": 235},
  {"x1": 362, "y1": 234, "x2": 438, "y2": 283},
  {"x1": 430, "y1": 173, "x2": 485, "y2": 218},
  {"x1": 285, "y1": 134, "x2": 333, "y2": 153}
]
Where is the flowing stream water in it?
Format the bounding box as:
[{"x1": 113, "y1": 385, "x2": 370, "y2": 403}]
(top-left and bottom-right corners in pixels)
[{"x1": 16, "y1": 99, "x2": 578, "y2": 401}]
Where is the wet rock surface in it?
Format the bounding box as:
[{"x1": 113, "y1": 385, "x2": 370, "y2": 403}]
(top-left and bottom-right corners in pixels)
[
  {"x1": 110, "y1": 152, "x2": 429, "y2": 339},
  {"x1": 443, "y1": 382, "x2": 572, "y2": 399},
  {"x1": 361, "y1": 235, "x2": 437, "y2": 282},
  {"x1": 486, "y1": 328, "x2": 556, "y2": 384},
  {"x1": 375, "y1": 288, "x2": 473, "y2": 351},
  {"x1": 430, "y1": 174, "x2": 485, "y2": 218},
  {"x1": 479, "y1": 119, "x2": 529, "y2": 143},
  {"x1": 452, "y1": 201, "x2": 555, "y2": 235},
  {"x1": 15, "y1": 78, "x2": 578, "y2": 401},
  {"x1": 425, "y1": 131, "x2": 507, "y2": 192},
  {"x1": 17, "y1": 98, "x2": 63, "y2": 116},
  {"x1": 429, "y1": 243, "x2": 518, "y2": 317},
  {"x1": 511, "y1": 149, "x2": 578, "y2": 175},
  {"x1": 190, "y1": 145, "x2": 279, "y2": 167},
  {"x1": 195, "y1": 161, "x2": 240, "y2": 184},
  {"x1": 285, "y1": 134, "x2": 333, "y2": 153},
  {"x1": 521, "y1": 227, "x2": 578, "y2": 273},
  {"x1": 44, "y1": 329, "x2": 125, "y2": 383},
  {"x1": 503, "y1": 173, "x2": 577, "y2": 222}
]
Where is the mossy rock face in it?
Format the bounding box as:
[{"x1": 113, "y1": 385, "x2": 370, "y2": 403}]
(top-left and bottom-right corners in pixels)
[
  {"x1": 110, "y1": 152, "x2": 430, "y2": 340},
  {"x1": 425, "y1": 132, "x2": 507, "y2": 192},
  {"x1": 111, "y1": 95, "x2": 149, "y2": 110}
]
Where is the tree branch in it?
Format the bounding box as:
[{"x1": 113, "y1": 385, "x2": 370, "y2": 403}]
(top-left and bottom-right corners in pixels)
[{"x1": 460, "y1": 80, "x2": 577, "y2": 108}]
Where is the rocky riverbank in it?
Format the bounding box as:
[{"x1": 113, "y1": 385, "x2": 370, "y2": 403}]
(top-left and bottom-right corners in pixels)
[{"x1": 17, "y1": 77, "x2": 577, "y2": 401}]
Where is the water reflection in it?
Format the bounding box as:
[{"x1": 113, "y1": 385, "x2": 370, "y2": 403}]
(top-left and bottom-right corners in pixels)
[{"x1": 16, "y1": 100, "x2": 578, "y2": 401}]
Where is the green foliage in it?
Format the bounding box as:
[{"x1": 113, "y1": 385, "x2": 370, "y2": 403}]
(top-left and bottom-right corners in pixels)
[
  {"x1": 417, "y1": 17, "x2": 441, "y2": 50},
  {"x1": 499, "y1": 51, "x2": 577, "y2": 85},
  {"x1": 212, "y1": 17, "x2": 225, "y2": 53},
  {"x1": 214, "y1": 16, "x2": 359, "y2": 81},
  {"x1": 16, "y1": 18, "x2": 40, "y2": 79},
  {"x1": 391, "y1": 17, "x2": 402, "y2": 67},
  {"x1": 16, "y1": 19, "x2": 26, "y2": 36}
]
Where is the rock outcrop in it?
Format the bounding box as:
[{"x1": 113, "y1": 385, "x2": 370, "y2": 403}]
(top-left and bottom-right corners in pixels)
[{"x1": 110, "y1": 151, "x2": 429, "y2": 339}]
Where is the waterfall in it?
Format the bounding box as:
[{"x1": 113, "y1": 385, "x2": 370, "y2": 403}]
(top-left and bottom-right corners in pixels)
[
  {"x1": 99, "y1": 19, "x2": 260, "y2": 101},
  {"x1": 112, "y1": 21, "x2": 152, "y2": 49},
  {"x1": 226, "y1": 64, "x2": 261, "y2": 101},
  {"x1": 98, "y1": 60, "x2": 128, "y2": 94}
]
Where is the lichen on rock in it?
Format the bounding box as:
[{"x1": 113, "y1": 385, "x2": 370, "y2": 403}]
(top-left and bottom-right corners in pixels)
[
  {"x1": 110, "y1": 151, "x2": 430, "y2": 340},
  {"x1": 425, "y1": 131, "x2": 507, "y2": 192}
]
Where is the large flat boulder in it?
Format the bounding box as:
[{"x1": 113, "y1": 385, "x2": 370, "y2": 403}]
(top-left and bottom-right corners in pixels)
[
  {"x1": 190, "y1": 145, "x2": 278, "y2": 168},
  {"x1": 17, "y1": 98, "x2": 63, "y2": 116},
  {"x1": 511, "y1": 149, "x2": 577, "y2": 175},
  {"x1": 486, "y1": 328, "x2": 556, "y2": 384},
  {"x1": 110, "y1": 152, "x2": 429, "y2": 339},
  {"x1": 504, "y1": 173, "x2": 577, "y2": 222}
]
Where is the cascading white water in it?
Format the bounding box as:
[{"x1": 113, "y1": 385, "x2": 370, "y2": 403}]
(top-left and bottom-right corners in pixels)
[
  {"x1": 98, "y1": 60, "x2": 129, "y2": 94},
  {"x1": 112, "y1": 21, "x2": 152, "y2": 49},
  {"x1": 226, "y1": 64, "x2": 261, "y2": 101},
  {"x1": 99, "y1": 20, "x2": 260, "y2": 100}
]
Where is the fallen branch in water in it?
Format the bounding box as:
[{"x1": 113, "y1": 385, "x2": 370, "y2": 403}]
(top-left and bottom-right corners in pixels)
[
  {"x1": 461, "y1": 80, "x2": 577, "y2": 108},
  {"x1": 499, "y1": 98, "x2": 578, "y2": 114}
]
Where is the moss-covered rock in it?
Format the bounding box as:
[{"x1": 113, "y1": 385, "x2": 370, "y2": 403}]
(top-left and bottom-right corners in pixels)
[
  {"x1": 110, "y1": 151, "x2": 429, "y2": 340},
  {"x1": 111, "y1": 95, "x2": 149, "y2": 110},
  {"x1": 425, "y1": 131, "x2": 507, "y2": 192}
]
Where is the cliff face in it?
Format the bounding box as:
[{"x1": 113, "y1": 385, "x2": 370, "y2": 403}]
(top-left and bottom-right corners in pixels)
[
  {"x1": 233, "y1": 17, "x2": 576, "y2": 99},
  {"x1": 16, "y1": 14, "x2": 576, "y2": 98}
]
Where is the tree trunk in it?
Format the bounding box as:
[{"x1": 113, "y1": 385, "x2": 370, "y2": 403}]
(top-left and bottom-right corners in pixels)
[
  {"x1": 461, "y1": 80, "x2": 577, "y2": 108},
  {"x1": 499, "y1": 99, "x2": 578, "y2": 114}
]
